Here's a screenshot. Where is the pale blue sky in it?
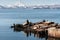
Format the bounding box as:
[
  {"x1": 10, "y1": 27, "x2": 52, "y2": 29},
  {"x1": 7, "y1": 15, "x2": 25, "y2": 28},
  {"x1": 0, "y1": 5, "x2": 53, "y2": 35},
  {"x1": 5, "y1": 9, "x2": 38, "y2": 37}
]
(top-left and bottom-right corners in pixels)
[
  {"x1": 0, "y1": 0, "x2": 60, "y2": 6},
  {"x1": 0, "y1": 0, "x2": 19, "y2": 5},
  {"x1": 21, "y1": 0, "x2": 60, "y2": 6}
]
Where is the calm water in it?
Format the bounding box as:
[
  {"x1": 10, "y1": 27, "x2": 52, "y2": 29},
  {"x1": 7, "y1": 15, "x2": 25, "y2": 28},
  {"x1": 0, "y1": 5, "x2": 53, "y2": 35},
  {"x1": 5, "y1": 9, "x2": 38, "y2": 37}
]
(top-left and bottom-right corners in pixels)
[{"x1": 0, "y1": 8, "x2": 60, "y2": 40}]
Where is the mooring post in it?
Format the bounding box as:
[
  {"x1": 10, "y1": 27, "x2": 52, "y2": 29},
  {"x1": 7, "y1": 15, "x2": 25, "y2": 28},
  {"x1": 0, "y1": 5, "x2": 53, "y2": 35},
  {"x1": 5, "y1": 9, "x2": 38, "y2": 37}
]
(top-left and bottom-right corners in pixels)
[
  {"x1": 13, "y1": 24, "x2": 15, "y2": 28},
  {"x1": 45, "y1": 30, "x2": 48, "y2": 37}
]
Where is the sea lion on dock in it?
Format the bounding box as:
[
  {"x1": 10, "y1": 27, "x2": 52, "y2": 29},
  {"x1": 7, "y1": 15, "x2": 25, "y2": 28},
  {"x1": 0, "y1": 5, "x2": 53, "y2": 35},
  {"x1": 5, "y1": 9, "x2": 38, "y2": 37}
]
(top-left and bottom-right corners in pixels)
[{"x1": 23, "y1": 20, "x2": 30, "y2": 25}]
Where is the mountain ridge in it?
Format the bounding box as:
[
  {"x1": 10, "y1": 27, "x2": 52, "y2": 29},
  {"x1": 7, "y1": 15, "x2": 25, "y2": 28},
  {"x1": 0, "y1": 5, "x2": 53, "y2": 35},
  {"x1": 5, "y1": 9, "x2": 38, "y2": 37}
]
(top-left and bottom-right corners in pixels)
[{"x1": 0, "y1": 4, "x2": 60, "y2": 9}]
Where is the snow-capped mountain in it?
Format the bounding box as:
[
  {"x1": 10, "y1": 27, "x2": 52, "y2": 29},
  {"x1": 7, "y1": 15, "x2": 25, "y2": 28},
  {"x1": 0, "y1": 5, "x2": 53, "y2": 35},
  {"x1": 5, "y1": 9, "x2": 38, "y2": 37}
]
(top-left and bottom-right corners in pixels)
[
  {"x1": 6, "y1": 3, "x2": 25, "y2": 8},
  {"x1": 0, "y1": 3, "x2": 25, "y2": 9},
  {"x1": 0, "y1": 4, "x2": 60, "y2": 9}
]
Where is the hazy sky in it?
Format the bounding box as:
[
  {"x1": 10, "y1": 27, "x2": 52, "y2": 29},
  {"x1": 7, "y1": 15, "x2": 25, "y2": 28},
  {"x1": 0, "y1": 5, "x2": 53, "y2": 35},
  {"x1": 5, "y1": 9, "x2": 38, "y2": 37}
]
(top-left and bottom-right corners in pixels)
[
  {"x1": 0, "y1": 0, "x2": 60, "y2": 6},
  {"x1": 0, "y1": 0, "x2": 20, "y2": 6}
]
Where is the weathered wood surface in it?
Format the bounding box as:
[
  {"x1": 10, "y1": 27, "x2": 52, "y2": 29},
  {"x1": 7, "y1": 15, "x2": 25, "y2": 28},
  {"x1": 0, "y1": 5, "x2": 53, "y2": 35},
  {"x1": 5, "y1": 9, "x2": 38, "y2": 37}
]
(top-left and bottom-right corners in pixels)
[{"x1": 48, "y1": 27, "x2": 60, "y2": 38}]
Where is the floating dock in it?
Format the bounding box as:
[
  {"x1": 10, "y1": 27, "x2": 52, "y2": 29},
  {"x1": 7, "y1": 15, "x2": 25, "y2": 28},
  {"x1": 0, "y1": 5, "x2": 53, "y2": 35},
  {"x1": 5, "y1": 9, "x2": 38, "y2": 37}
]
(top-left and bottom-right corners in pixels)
[{"x1": 11, "y1": 20, "x2": 60, "y2": 38}]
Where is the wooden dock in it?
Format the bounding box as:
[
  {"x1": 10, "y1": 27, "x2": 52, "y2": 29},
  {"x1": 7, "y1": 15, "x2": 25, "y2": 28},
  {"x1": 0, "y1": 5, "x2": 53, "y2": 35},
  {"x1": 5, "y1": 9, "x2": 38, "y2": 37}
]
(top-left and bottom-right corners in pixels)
[{"x1": 11, "y1": 20, "x2": 60, "y2": 38}]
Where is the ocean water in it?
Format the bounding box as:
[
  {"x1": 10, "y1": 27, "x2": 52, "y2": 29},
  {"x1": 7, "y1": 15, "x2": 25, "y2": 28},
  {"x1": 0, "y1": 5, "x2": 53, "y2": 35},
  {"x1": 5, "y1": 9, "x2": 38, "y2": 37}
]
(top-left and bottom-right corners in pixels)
[{"x1": 0, "y1": 8, "x2": 60, "y2": 40}]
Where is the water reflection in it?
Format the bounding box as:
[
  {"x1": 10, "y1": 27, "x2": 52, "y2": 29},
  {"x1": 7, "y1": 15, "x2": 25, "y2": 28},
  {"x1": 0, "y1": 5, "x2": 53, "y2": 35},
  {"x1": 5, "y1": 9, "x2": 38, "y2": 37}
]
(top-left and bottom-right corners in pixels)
[
  {"x1": 11, "y1": 27, "x2": 60, "y2": 40},
  {"x1": 11, "y1": 27, "x2": 48, "y2": 40},
  {"x1": 47, "y1": 37, "x2": 60, "y2": 40}
]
